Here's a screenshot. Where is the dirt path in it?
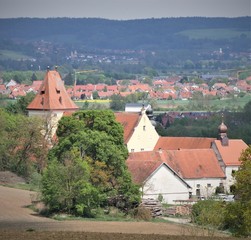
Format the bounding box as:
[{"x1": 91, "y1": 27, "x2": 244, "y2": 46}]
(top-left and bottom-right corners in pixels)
[{"x1": 0, "y1": 185, "x2": 231, "y2": 239}]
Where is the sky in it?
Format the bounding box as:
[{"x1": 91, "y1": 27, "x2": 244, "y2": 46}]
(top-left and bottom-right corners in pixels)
[{"x1": 0, "y1": 0, "x2": 250, "y2": 19}]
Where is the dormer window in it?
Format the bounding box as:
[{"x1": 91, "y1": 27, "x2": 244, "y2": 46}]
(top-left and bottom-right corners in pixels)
[
  {"x1": 41, "y1": 90, "x2": 45, "y2": 94},
  {"x1": 59, "y1": 96, "x2": 62, "y2": 104},
  {"x1": 56, "y1": 89, "x2": 60, "y2": 94}
]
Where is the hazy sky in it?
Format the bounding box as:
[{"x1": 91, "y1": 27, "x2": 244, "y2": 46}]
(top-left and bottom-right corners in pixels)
[{"x1": 0, "y1": 0, "x2": 250, "y2": 19}]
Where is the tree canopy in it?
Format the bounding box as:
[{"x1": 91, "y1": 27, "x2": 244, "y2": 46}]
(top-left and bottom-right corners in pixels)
[
  {"x1": 0, "y1": 109, "x2": 47, "y2": 178},
  {"x1": 42, "y1": 110, "x2": 140, "y2": 216}
]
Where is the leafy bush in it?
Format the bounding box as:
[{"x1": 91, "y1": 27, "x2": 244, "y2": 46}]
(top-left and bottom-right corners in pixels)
[
  {"x1": 191, "y1": 200, "x2": 225, "y2": 229},
  {"x1": 224, "y1": 201, "x2": 251, "y2": 237}
]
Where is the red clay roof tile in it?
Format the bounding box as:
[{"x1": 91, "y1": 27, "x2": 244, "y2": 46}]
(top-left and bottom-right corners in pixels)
[
  {"x1": 27, "y1": 70, "x2": 79, "y2": 111},
  {"x1": 115, "y1": 112, "x2": 140, "y2": 143},
  {"x1": 127, "y1": 149, "x2": 225, "y2": 183},
  {"x1": 214, "y1": 139, "x2": 248, "y2": 166},
  {"x1": 154, "y1": 137, "x2": 215, "y2": 150}
]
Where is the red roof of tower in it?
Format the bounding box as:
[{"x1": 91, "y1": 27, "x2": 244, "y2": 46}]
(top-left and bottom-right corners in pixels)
[{"x1": 27, "y1": 70, "x2": 79, "y2": 111}]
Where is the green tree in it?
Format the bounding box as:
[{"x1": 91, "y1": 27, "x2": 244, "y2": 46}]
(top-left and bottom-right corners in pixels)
[
  {"x1": 224, "y1": 146, "x2": 251, "y2": 237},
  {"x1": 31, "y1": 73, "x2": 37, "y2": 81},
  {"x1": 6, "y1": 92, "x2": 35, "y2": 115},
  {"x1": 63, "y1": 72, "x2": 74, "y2": 86},
  {"x1": 191, "y1": 200, "x2": 225, "y2": 234},
  {"x1": 42, "y1": 151, "x2": 101, "y2": 216},
  {"x1": 43, "y1": 110, "x2": 140, "y2": 216},
  {"x1": 243, "y1": 100, "x2": 251, "y2": 124},
  {"x1": 110, "y1": 94, "x2": 125, "y2": 111},
  {"x1": 92, "y1": 90, "x2": 99, "y2": 99},
  {"x1": 0, "y1": 109, "x2": 48, "y2": 178}
]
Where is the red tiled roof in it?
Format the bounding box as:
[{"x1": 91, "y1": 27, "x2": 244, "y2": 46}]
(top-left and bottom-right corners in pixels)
[
  {"x1": 127, "y1": 149, "x2": 225, "y2": 183},
  {"x1": 128, "y1": 84, "x2": 151, "y2": 92},
  {"x1": 154, "y1": 137, "x2": 215, "y2": 150},
  {"x1": 98, "y1": 91, "x2": 114, "y2": 98},
  {"x1": 27, "y1": 70, "x2": 79, "y2": 111},
  {"x1": 214, "y1": 139, "x2": 248, "y2": 166},
  {"x1": 127, "y1": 152, "x2": 163, "y2": 184},
  {"x1": 32, "y1": 80, "x2": 43, "y2": 86},
  {"x1": 161, "y1": 149, "x2": 225, "y2": 179},
  {"x1": 0, "y1": 84, "x2": 6, "y2": 91},
  {"x1": 115, "y1": 112, "x2": 140, "y2": 143},
  {"x1": 106, "y1": 85, "x2": 118, "y2": 91}
]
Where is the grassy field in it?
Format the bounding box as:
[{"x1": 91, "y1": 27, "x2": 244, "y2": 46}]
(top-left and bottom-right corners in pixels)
[
  {"x1": 0, "y1": 50, "x2": 34, "y2": 61},
  {"x1": 156, "y1": 95, "x2": 251, "y2": 111},
  {"x1": 75, "y1": 99, "x2": 110, "y2": 109},
  {"x1": 177, "y1": 28, "x2": 251, "y2": 40}
]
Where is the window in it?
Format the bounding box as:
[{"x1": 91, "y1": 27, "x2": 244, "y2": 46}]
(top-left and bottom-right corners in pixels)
[
  {"x1": 143, "y1": 125, "x2": 146, "y2": 131},
  {"x1": 189, "y1": 192, "x2": 192, "y2": 199},
  {"x1": 196, "y1": 184, "x2": 200, "y2": 188},
  {"x1": 207, "y1": 183, "x2": 212, "y2": 188},
  {"x1": 131, "y1": 149, "x2": 134, "y2": 152},
  {"x1": 196, "y1": 189, "x2": 200, "y2": 196},
  {"x1": 141, "y1": 148, "x2": 144, "y2": 151}
]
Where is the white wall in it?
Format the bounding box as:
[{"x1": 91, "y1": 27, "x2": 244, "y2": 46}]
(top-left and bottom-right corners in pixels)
[
  {"x1": 127, "y1": 113, "x2": 159, "y2": 152},
  {"x1": 224, "y1": 166, "x2": 239, "y2": 192},
  {"x1": 142, "y1": 165, "x2": 191, "y2": 204},
  {"x1": 186, "y1": 178, "x2": 224, "y2": 198},
  {"x1": 28, "y1": 110, "x2": 64, "y2": 140}
]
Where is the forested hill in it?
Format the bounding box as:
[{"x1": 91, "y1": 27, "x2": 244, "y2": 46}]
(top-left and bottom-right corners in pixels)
[{"x1": 0, "y1": 17, "x2": 250, "y2": 51}]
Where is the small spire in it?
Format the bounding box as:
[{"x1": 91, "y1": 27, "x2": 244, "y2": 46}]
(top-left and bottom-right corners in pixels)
[
  {"x1": 218, "y1": 113, "x2": 228, "y2": 146},
  {"x1": 140, "y1": 104, "x2": 146, "y2": 115},
  {"x1": 218, "y1": 113, "x2": 227, "y2": 134},
  {"x1": 55, "y1": 66, "x2": 58, "y2": 71},
  {"x1": 47, "y1": 66, "x2": 50, "y2": 71}
]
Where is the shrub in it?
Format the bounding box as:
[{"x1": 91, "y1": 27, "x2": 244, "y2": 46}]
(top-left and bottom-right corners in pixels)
[
  {"x1": 191, "y1": 200, "x2": 225, "y2": 229},
  {"x1": 133, "y1": 206, "x2": 152, "y2": 221},
  {"x1": 224, "y1": 201, "x2": 251, "y2": 237}
]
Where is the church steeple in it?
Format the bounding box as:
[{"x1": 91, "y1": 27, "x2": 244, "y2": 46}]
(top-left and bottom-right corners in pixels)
[
  {"x1": 218, "y1": 113, "x2": 229, "y2": 146},
  {"x1": 27, "y1": 67, "x2": 79, "y2": 112}
]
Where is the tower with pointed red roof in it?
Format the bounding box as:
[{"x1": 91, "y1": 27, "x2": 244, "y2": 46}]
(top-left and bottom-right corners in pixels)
[{"x1": 27, "y1": 67, "x2": 79, "y2": 139}]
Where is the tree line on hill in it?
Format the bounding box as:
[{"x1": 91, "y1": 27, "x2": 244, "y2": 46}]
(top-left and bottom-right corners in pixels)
[
  {"x1": 0, "y1": 17, "x2": 250, "y2": 72},
  {"x1": 1, "y1": 17, "x2": 250, "y2": 51}
]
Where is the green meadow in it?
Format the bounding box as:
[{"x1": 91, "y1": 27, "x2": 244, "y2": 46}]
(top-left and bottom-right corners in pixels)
[{"x1": 0, "y1": 50, "x2": 34, "y2": 60}]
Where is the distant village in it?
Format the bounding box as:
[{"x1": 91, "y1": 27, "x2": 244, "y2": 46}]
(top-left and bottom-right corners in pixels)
[{"x1": 1, "y1": 74, "x2": 251, "y2": 101}]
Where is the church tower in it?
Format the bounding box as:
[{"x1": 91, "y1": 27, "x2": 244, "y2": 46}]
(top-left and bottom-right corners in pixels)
[{"x1": 27, "y1": 67, "x2": 79, "y2": 139}]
